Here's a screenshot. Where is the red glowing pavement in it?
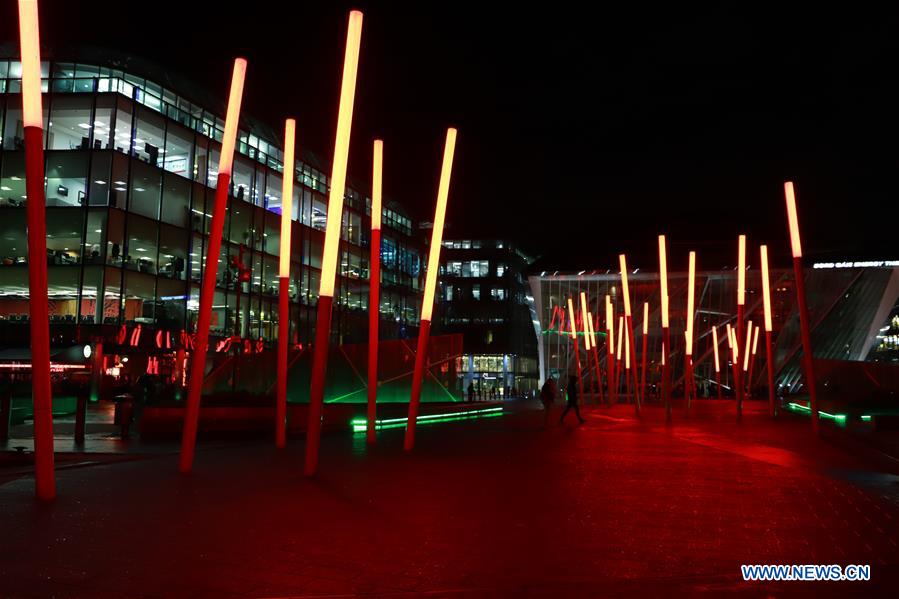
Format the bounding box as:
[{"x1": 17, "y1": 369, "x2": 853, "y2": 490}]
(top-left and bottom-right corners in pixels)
[{"x1": 1, "y1": 400, "x2": 898, "y2": 597}]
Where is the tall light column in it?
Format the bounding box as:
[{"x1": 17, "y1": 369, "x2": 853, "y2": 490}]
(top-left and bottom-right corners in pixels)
[
  {"x1": 748, "y1": 325, "x2": 760, "y2": 398},
  {"x1": 760, "y1": 244, "x2": 776, "y2": 416},
  {"x1": 685, "y1": 251, "x2": 696, "y2": 410},
  {"x1": 180, "y1": 58, "x2": 247, "y2": 473},
  {"x1": 616, "y1": 315, "x2": 624, "y2": 396},
  {"x1": 658, "y1": 235, "x2": 671, "y2": 421},
  {"x1": 735, "y1": 234, "x2": 746, "y2": 422},
  {"x1": 580, "y1": 291, "x2": 591, "y2": 399},
  {"x1": 305, "y1": 11, "x2": 364, "y2": 474},
  {"x1": 784, "y1": 182, "x2": 819, "y2": 432},
  {"x1": 566, "y1": 296, "x2": 583, "y2": 399},
  {"x1": 18, "y1": 0, "x2": 55, "y2": 500},
  {"x1": 275, "y1": 118, "x2": 296, "y2": 449},
  {"x1": 366, "y1": 139, "x2": 383, "y2": 443},
  {"x1": 640, "y1": 301, "x2": 649, "y2": 404},
  {"x1": 403, "y1": 128, "x2": 457, "y2": 452},
  {"x1": 619, "y1": 255, "x2": 640, "y2": 413},
  {"x1": 712, "y1": 325, "x2": 722, "y2": 400},
  {"x1": 605, "y1": 295, "x2": 615, "y2": 404},
  {"x1": 587, "y1": 311, "x2": 603, "y2": 402}
]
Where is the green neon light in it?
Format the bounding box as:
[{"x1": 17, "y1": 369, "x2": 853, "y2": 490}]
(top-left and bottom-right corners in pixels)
[
  {"x1": 542, "y1": 328, "x2": 608, "y2": 338},
  {"x1": 351, "y1": 406, "x2": 503, "y2": 432},
  {"x1": 861, "y1": 415, "x2": 872, "y2": 422},
  {"x1": 786, "y1": 402, "x2": 847, "y2": 424}
]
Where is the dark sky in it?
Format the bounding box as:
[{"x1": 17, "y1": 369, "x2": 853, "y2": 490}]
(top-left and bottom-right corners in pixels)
[{"x1": 27, "y1": 2, "x2": 899, "y2": 270}]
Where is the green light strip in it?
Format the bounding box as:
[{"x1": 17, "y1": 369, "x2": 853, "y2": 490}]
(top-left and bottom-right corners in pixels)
[
  {"x1": 861, "y1": 415, "x2": 873, "y2": 422},
  {"x1": 351, "y1": 406, "x2": 503, "y2": 432},
  {"x1": 786, "y1": 402, "x2": 847, "y2": 423}
]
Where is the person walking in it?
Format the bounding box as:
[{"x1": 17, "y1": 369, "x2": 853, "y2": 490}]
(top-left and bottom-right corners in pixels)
[
  {"x1": 539, "y1": 376, "x2": 557, "y2": 428},
  {"x1": 467, "y1": 381, "x2": 475, "y2": 403},
  {"x1": 560, "y1": 373, "x2": 586, "y2": 425}
]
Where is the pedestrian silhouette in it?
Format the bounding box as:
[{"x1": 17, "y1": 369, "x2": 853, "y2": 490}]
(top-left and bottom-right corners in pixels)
[{"x1": 559, "y1": 373, "x2": 586, "y2": 425}]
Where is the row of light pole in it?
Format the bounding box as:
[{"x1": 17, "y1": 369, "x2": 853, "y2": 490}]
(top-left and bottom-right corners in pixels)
[
  {"x1": 562, "y1": 181, "x2": 817, "y2": 430},
  {"x1": 18, "y1": 3, "x2": 458, "y2": 498}
]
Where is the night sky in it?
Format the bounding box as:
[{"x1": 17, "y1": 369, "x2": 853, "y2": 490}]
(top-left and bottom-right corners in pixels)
[{"x1": 31, "y1": 2, "x2": 899, "y2": 271}]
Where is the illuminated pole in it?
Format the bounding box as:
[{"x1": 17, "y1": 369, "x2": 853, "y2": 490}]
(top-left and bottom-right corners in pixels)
[
  {"x1": 275, "y1": 118, "x2": 296, "y2": 449},
  {"x1": 658, "y1": 235, "x2": 671, "y2": 421},
  {"x1": 180, "y1": 58, "x2": 247, "y2": 473},
  {"x1": 605, "y1": 295, "x2": 615, "y2": 404},
  {"x1": 685, "y1": 250, "x2": 696, "y2": 410},
  {"x1": 615, "y1": 315, "x2": 624, "y2": 396},
  {"x1": 760, "y1": 244, "x2": 776, "y2": 416},
  {"x1": 619, "y1": 254, "x2": 640, "y2": 413},
  {"x1": 403, "y1": 128, "x2": 457, "y2": 452},
  {"x1": 728, "y1": 322, "x2": 739, "y2": 404},
  {"x1": 587, "y1": 311, "x2": 604, "y2": 403},
  {"x1": 735, "y1": 234, "x2": 746, "y2": 422},
  {"x1": 566, "y1": 297, "x2": 584, "y2": 399},
  {"x1": 712, "y1": 325, "x2": 722, "y2": 400},
  {"x1": 366, "y1": 139, "x2": 383, "y2": 443},
  {"x1": 784, "y1": 182, "x2": 819, "y2": 432},
  {"x1": 640, "y1": 301, "x2": 648, "y2": 404},
  {"x1": 18, "y1": 0, "x2": 55, "y2": 500},
  {"x1": 748, "y1": 325, "x2": 760, "y2": 398},
  {"x1": 742, "y1": 320, "x2": 753, "y2": 379},
  {"x1": 305, "y1": 11, "x2": 364, "y2": 473},
  {"x1": 579, "y1": 291, "x2": 591, "y2": 400}
]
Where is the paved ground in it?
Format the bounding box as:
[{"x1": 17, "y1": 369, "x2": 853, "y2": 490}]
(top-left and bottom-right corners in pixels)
[{"x1": 2, "y1": 399, "x2": 899, "y2": 597}]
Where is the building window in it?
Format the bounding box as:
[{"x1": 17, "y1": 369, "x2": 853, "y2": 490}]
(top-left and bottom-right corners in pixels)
[{"x1": 472, "y1": 283, "x2": 480, "y2": 300}]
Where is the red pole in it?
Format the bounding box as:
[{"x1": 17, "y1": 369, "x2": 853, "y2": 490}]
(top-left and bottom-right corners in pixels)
[
  {"x1": 404, "y1": 318, "x2": 431, "y2": 451},
  {"x1": 366, "y1": 140, "x2": 383, "y2": 443},
  {"x1": 792, "y1": 256, "x2": 819, "y2": 431},
  {"x1": 784, "y1": 182, "x2": 818, "y2": 433},
  {"x1": 276, "y1": 276, "x2": 289, "y2": 447},
  {"x1": 658, "y1": 235, "x2": 671, "y2": 422},
  {"x1": 276, "y1": 118, "x2": 296, "y2": 449},
  {"x1": 605, "y1": 296, "x2": 615, "y2": 405},
  {"x1": 180, "y1": 58, "x2": 246, "y2": 473},
  {"x1": 626, "y1": 315, "x2": 639, "y2": 414},
  {"x1": 19, "y1": 0, "x2": 55, "y2": 500},
  {"x1": 765, "y1": 329, "x2": 776, "y2": 416},
  {"x1": 640, "y1": 329, "x2": 648, "y2": 405},
  {"x1": 367, "y1": 222, "x2": 381, "y2": 442},
  {"x1": 305, "y1": 11, "x2": 365, "y2": 475},
  {"x1": 662, "y1": 327, "x2": 671, "y2": 422},
  {"x1": 716, "y1": 368, "x2": 722, "y2": 400},
  {"x1": 404, "y1": 128, "x2": 457, "y2": 452},
  {"x1": 735, "y1": 234, "x2": 746, "y2": 423}
]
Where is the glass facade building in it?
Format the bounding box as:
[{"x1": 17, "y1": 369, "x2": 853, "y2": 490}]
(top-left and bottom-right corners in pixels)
[
  {"x1": 528, "y1": 263, "x2": 899, "y2": 395},
  {"x1": 434, "y1": 239, "x2": 540, "y2": 396},
  {"x1": 0, "y1": 58, "x2": 423, "y2": 351}
]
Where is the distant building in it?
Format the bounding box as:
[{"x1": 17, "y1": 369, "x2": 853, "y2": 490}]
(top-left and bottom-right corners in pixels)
[{"x1": 433, "y1": 239, "x2": 540, "y2": 397}]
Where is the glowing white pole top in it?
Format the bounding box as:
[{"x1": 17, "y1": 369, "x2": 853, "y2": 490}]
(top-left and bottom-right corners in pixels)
[
  {"x1": 18, "y1": 0, "x2": 43, "y2": 128},
  {"x1": 658, "y1": 235, "x2": 669, "y2": 328},
  {"x1": 784, "y1": 181, "x2": 803, "y2": 258},
  {"x1": 643, "y1": 301, "x2": 649, "y2": 336},
  {"x1": 371, "y1": 139, "x2": 383, "y2": 230},
  {"x1": 319, "y1": 10, "x2": 364, "y2": 298},
  {"x1": 580, "y1": 291, "x2": 591, "y2": 350},
  {"x1": 567, "y1": 297, "x2": 577, "y2": 339},
  {"x1": 760, "y1": 244, "x2": 773, "y2": 332},
  {"x1": 278, "y1": 118, "x2": 296, "y2": 278},
  {"x1": 619, "y1": 254, "x2": 632, "y2": 317},
  {"x1": 737, "y1": 234, "x2": 746, "y2": 306},
  {"x1": 420, "y1": 128, "x2": 457, "y2": 322},
  {"x1": 711, "y1": 325, "x2": 720, "y2": 373},
  {"x1": 685, "y1": 250, "x2": 696, "y2": 354}
]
